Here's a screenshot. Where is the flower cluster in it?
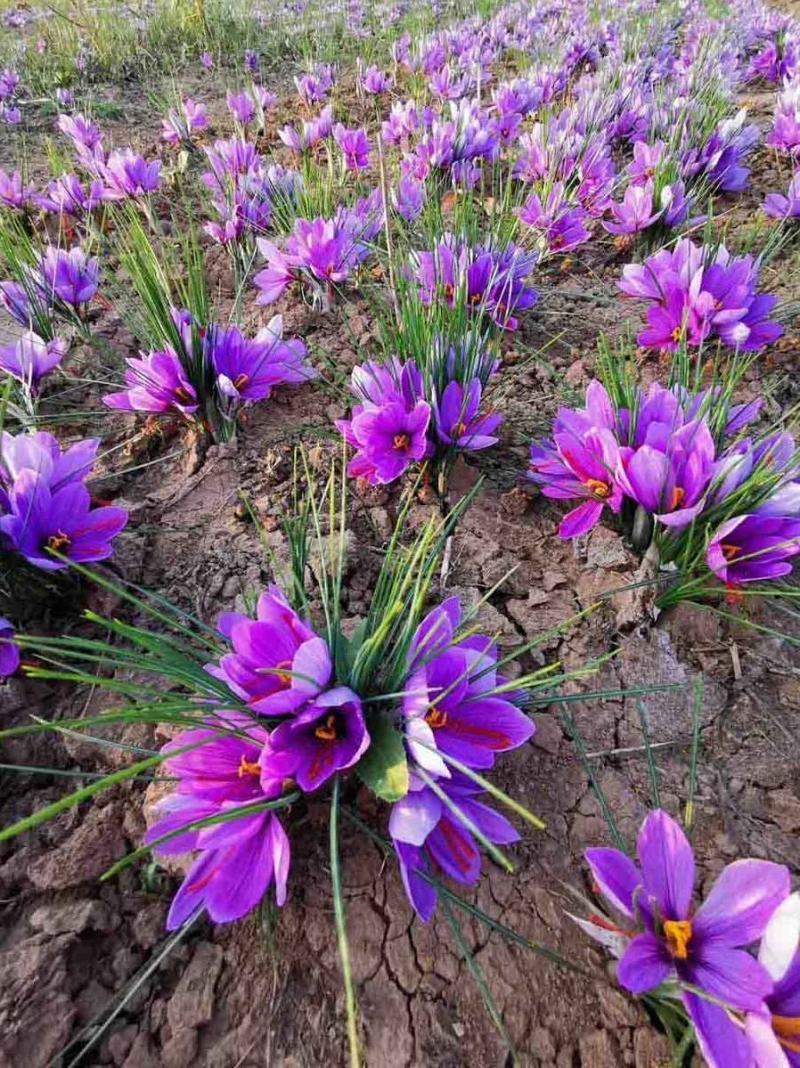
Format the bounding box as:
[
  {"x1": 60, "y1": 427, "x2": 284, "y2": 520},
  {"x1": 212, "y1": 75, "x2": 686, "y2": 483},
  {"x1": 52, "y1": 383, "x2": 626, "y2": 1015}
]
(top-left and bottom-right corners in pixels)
[
  {"x1": 582, "y1": 809, "x2": 796, "y2": 1068},
  {"x1": 253, "y1": 192, "x2": 383, "y2": 309},
  {"x1": 336, "y1": 346, "x2": 501, "y2": 485},
  {"x1": 0, "y1": 431, "x2": 127, "y2": 571},
  {"x1": 619, "y1": 238, "x2": 782, "y2": 352},
  {"x1": 162, "y1": 98, "x2": 208, "y2": 148},
  {"x1": 529, "y1": 379, "x2": 800, "y2": 591},
  {"x1": 103, "y1": 308, "x2": 315, "y2": 424},
  {"x1": 0, "y1": 67, "x2": 21, "y2": 126},
  {"x1": 411, "y1": 235, "x2": 538, "y2": 331}
]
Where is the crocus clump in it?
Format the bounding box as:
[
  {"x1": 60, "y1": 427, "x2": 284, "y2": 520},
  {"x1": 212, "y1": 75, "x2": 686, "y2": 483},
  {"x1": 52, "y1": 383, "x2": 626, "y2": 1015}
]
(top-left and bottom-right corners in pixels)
[
  {"x1": 336, "y1": 347, "x2": 502, "y2": 486},
  {"x1": 619, "y1": 238, "x2": 783, "y2": 352},
  {"x1": 162, "y1": 98, "x2": 208, "y2": 147},
  {"x1": 103, "y1": 308, "x2": 315, "y2": 435},
  {"x1": 0, "y1": 430, "x2": 127, "y2": 571},
  {"x1": 147, "y1": 584, "x2": 534, "y2": 928},
  {"x1": 254, "y1": 193, "x2": 383, "y2": 310},
  {"x1": 529, "y1": 378, "x2": 800, "y2": 598},
  {"x1": 412, "y1": 235, "x2": 538, "y2": 330},
  {"x1": 582, "y1": 809, "x2": 792, "y2": 1067}
]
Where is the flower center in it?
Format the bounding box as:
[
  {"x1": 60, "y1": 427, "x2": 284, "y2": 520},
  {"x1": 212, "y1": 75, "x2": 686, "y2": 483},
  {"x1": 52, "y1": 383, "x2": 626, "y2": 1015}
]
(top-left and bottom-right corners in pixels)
[
  {"x1": 671, "y1": 326, "x2": 682, "y2": 342},
  {"x1": 663, "y1": 918, "x2": 692, "y2": 960},
  {"x1": 314, "y1": 713, "x2": 338, "y2": 742},
  {"x1": 586, "y1": 478, "x2": 610, "y2": 498},
  {"x1": 238, "y1": 754, "x2": 261, "y2": 777},
  {"x1": 393, "y1": 433, "x2": 410, "y2": 450},
  {"x1": 453, "y1": 420, "x2": 467, "y2": 438},
  {"x1": 721, "y1": 542, "x2": 740, "y2": 560},
  {"x1": 670, "y1": 486, "x2": 685, "y2": 510},
  {"x1": 233, "y1": 373, "x2": 249, "y2": 390},
  {"x1": 174, "y1": 386, "x2": 193, "y2": 403},
  {"x1": 442, "y1": 283, "x2": 455, "y2": 299},
  {"x1": 425, "y1": 705, "x2": 448, "y2": 729},
  {"x1": 47, "y1": 530, "x2": 71, "y2": 552},
  {"x1": 468, "y1": 292, "x2": 483, "y2": 305}
]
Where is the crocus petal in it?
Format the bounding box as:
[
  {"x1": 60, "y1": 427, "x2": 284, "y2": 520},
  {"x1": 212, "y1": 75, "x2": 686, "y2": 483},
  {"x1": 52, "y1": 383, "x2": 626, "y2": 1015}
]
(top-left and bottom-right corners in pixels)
[
  {"x1": 685, "y1": 944, "x2": 774, "y2": 1011},
  {"x1": 616, "y1": 931, "x2": 672, "y2": 993},
  {"x1": 759, "y1": 892, "x2": 800, "y2": 982},
  {"x1": 636, "y1": 809, "x2": 695, "y2": 920},
  {"x1": 585, "y1": 847, "x2": 641, "y2": 918},
  {"x1": 693, "y1": 859, "x2": 791, "y2": 947},
  {"x1": 683, "y1": 993, "x2": 753, "y2": 1068},
  {"x1": 559, "y1": 498, "x2": 604, "y2": 538}
]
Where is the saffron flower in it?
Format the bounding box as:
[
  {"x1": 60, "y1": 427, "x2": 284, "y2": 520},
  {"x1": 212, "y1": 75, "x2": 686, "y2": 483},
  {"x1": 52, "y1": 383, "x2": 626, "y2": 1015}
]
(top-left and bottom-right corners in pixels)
[
  {"x1": 518, "y1": 182, "x2": 591, "y2": 255},
  {"x1": 391, "y1": 176, "x2": 426, "y2": 221},
  {"x1": 209, "y1": 586, "x2": 332, "y2": 715},
  {"x1": 0, "y1": 330, "x2": 67, "y2": 394},
  {"x1": 402, "y1": 618, "x2": 532, "y2": 775},
  {"x1": 763, "y1": 172, "x2": 800, "y2": 219},
  {"x1": 333, "y1": 124, "x2": 371, "y2": 171},
  {"x1": 227, "y1": 90, "x2": 256, "y2": 127},
  {"x1": 0, "y1": 168, "x2": 31, "y2": 209},
  {"x1": 346, "y1": 400, "x2": 432, "y2": 483},
  {"x1": 433, "y1": 379, "x2": 501, "y2": 451},
  {"x1": 210, "y1": 316, "x2": 315, "y2": 408},
  {"x1": 102, "y1": 150, "x2": 161, "y2": 199},
  {"x1": 585, "y1": 809, "x2": 790, "y2": 1010},
  {"x1": 360, "y1": 65, "x2": 392, "y2": 94},
  {"x1": 0, "y1": 618, "x2": 20, "y2": 678},
  {"x1": 603, "y1": 181, "x2": 662, "y2": 235},
  {"x1": 35, "y1": 173, "x2": 105, "y2": 217},
  {"x1": 529, "y1": 381, "x2": 623, "y2": 538},
  {"x1": 616, "y1": 420, "x2": 716, "y2": 529},
  {"x1": 103, "y1": 348, "x2": 198, "y2": 415},
  {"x1": 0, "y1": 430, "x2": 99, "y2": 502},
  {"x1": 740, "y1": 893, "x2": 800, "y2": 1067},
  {"x1": 268, "y1": 687, "x2": 370, "y2": 791},
  {"x1": 619, "y1": 238, "x2": 782, "y2": 352},
  {"x1": 39, "y1": 246, "x2": 99, "y2": 309},
  {"x1": 162, "y1": 98, "x2": 208, "y2": 147},
  {"x1": 0, "y1": 471, "x2": 127, "y2": 571},
  {"x1": 391, "y1": 774, "x2": 519, "y2": 922},
  {"x1": 706, "y1": 514, "x2": 800, "y2": 585},
  {"x1": 145, "y1": 726, "x2": 290, "y2": 928}
]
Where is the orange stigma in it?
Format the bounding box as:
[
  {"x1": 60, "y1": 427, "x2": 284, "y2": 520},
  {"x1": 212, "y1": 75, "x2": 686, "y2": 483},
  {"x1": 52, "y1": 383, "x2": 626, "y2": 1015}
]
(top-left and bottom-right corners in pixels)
[
  {"x1": 233, "y1": 373, "x2": 249, "y2": 390},
  {"x1": 721, "y1": 542, "x2": 740, "y2": 560},
  {"x1": 393, "y1": 433, "x2": 410, "y2": 450},
  {"x1": 238, "y1": 754, "x2": 260, "y2": 778},
  {"x1": 453, "y1": 420, "x2": 467, "y2": 438},
  {"x1": 314, "y1": 714, "x2": 338, "y2": 742},
  {"x1": 772, "y1": 1015, "x2": 800, "y2": 1053},
  {"x1": 663, "y1": 919, "x2": 692, "y2": 960},
  {"x1": 47, "y1": 530, "x2": 71, "y2": 552},
  {"x1": 670, "y1": 486, "x2": 685, "y2": 510},
  {"x1": 174, "y1": 386, "x2": 193, "y2": 404},
  {"x1": 671, "y1": 326, "x2": 683, "y2": 342},
  {"x1": 425, "y1": 705, "x2": 448, "y2": 729},
  {"x1": 586, "y1": 478, "x2": 610, "y2": 499}
]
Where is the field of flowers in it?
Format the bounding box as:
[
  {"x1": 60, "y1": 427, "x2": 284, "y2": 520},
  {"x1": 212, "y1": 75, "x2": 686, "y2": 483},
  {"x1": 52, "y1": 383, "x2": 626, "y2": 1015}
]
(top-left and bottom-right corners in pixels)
[{"x1": 1, "y1": 0, "x2": 800, "y2": 1063}]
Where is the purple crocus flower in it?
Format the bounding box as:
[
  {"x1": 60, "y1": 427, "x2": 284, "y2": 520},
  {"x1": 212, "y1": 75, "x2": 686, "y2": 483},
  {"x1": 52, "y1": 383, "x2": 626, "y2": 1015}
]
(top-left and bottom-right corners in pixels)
[
  {"x1": 433, "y1": 379, "x2": 501, "y2": 451},
  {"x1": 267, "y1": 686, "x2": 370, "y2": 791},
  {"x1": 616, "y1": 420, "x2": 716, "y2": 529},
  {"x1": 347, "y1": 400, "x2": 431, "y2": 484},
  {"x1": 209, "y1": 585, "x2": 332, "y2": 715},
  {"x1": 145, "y1": 726, "x2": 290, "y2": 928},
  {"x1": 390, "y1": 773, "x2": 518, "y2": 922},
  {"x1": 603, "y1": 181, "x2": 662, "y2": 235},
  {"x1": 706, "y1": 514, "x2": 800, "y2": 585},
  {"x1": 162, "y1": 98, "x2": 208, "y2": 146},
  {"x1": 200, "y1": 51, "x2": 214, "y2": 70},
  {"x1": 0, "y1": 618, "x2": 20, "y2": 679},
  {"x1": 518, "y1": 182, "x2": 591, "y2": 254},
  {"x1": 227, "y1": 90, "x2": 256, "y2": 126},
  {"x1": 0, "y1": 331, "x2": 66, "y2": 394},
  {"x1": 360, "y1": 65, "x2": 392, "y2": 94},
  {"x1": 102, "y1": 348, "x2": 198, "y2": 415},
  {"x1": 0, "y1": 471, "x2": 127, "y2": 570},
  {"x1": 0, "y1": 430, "x2": 99, "y2": 504},
  {"x1": 210, "y1": 315, "x2": 314, "y2": 406},
  {"x1": 764, "y1": 173, "x2": 800, "y2": 219},
  {"x1": 586, "y1": 809, "x2": 789, "y2": 1010},
  {"x1": 529, "y1": 381, "x2": 623, "y2": 539},
  {"x1": 39, "y1": 246, "x2": 99, "y2": 308},
  {"x1": 0, "y1": 168, "x2": 31, "y2": 209},
  {"x1": 402, "y1": 618, "x2": 532, "y2": 775},
  {"x1": 35, "y1": 173, "x2": 105, "y2": 217},
  {"x1": 391, "y1": 176, "x2": 426, "y2": 221},
  {"x1": 102, "y1": 150, "x2": 161, "y2": 199},
  {"x1": 333, "y1": 124, "x2": 371, "y2": 171},
  {"x1": 244, "y1": 49, "x2": 259, "y2": 74},
  {"x1": 0, "y1": 281, "x2": 35, "y2": 327}
]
